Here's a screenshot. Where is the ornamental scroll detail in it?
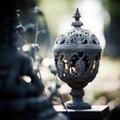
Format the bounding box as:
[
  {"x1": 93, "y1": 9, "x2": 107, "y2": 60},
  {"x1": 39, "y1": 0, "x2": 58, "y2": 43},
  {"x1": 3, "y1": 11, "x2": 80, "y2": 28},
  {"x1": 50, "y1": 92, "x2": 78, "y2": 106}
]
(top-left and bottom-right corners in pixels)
[
  {"x1": 55, "y1": 29, "x2": 100, "y2": 45},
  {"x1": 54, "y1": 51, "x2": 100, "y2": 88}
]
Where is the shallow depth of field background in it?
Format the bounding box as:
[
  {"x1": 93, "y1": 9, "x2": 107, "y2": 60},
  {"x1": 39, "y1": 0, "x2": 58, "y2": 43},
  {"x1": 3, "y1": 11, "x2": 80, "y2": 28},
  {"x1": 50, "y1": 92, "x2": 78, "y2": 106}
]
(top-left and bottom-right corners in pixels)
[{"x1": 21, "y1": 0, "x2": 120, "y2": 111}]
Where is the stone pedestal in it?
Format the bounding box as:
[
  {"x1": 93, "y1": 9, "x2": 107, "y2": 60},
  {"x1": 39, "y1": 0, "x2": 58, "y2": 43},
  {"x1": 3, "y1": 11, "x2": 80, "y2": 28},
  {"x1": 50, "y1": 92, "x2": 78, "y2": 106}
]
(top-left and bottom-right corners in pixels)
[{"x1": 54, "y1": 105, "x2": 109, "y2": 120}]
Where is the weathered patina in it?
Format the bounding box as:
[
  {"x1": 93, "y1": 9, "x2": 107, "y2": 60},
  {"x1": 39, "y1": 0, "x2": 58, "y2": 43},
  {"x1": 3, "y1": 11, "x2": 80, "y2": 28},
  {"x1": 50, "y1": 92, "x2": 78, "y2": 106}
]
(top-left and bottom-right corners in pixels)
[{"x1": 53, "y1": 8, "x2": 102, "y2": 109}]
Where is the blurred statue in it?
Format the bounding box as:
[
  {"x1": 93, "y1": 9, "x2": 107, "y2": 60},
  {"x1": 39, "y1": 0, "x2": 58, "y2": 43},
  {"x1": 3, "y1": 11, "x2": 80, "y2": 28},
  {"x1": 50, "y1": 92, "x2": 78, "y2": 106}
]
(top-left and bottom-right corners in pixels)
[
  {"x1": 0, "y1": 46, "x2": 44, "y2": 98},
  {"x1": 0, "y1": 1, "x2": 69, "y2": 120},
  {"x1": 102, "y1": 0, "x2": 120, "y2": 58},
  {"x1": 0, "y1": 0, "x2": 44, "y2": 101},
  {"x1": 16, "y1": 4, "x2": 51, "y2": 59}
]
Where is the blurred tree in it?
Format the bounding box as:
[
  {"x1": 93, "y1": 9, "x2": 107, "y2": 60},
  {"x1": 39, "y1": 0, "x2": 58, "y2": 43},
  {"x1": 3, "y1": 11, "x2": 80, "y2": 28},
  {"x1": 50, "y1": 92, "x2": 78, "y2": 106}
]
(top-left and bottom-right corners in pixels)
[{"x1": 102, "y1": 0, "x2": 120, "y2": 58}]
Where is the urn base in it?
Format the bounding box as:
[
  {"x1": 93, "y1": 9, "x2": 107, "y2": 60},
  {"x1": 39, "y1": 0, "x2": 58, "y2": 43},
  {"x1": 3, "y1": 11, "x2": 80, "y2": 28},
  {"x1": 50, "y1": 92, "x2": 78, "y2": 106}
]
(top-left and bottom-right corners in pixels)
[
  {"x1": 65, "y1": 99, "x2": 91, "y2": 110},
  {"x1": 64, "y1": 88, "x2": 91, "y2": 110}
]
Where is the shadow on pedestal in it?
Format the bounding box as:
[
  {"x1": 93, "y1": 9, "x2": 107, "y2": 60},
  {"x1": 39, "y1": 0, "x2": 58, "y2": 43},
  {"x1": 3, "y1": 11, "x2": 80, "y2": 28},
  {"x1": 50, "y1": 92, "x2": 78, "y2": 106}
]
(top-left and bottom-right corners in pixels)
[{"x1": 54, "y1": 105, "x2": 109, "y2": 120}]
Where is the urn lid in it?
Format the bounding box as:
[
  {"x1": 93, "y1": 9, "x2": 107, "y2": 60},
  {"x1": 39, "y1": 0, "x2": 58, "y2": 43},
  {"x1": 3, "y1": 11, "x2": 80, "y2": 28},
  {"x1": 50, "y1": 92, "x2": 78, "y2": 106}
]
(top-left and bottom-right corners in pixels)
[{"x1": 53, "y1": 8, "x2": 102, "y2": 52}]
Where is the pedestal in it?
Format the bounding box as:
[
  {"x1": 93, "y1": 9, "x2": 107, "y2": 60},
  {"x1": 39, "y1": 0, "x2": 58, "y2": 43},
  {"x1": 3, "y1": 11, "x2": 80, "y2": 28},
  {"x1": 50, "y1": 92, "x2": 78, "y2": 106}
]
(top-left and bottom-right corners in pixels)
[{"x1": 54, "y1": 105, "x2": 109, "y2": 120}]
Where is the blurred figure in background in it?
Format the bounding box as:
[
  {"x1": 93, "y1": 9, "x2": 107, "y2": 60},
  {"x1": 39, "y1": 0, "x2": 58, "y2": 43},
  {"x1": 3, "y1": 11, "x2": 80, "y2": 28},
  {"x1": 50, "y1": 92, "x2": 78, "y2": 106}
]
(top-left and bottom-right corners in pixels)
[{"x1": 101, "y1": 0, "x2": 120, "y2": 58}]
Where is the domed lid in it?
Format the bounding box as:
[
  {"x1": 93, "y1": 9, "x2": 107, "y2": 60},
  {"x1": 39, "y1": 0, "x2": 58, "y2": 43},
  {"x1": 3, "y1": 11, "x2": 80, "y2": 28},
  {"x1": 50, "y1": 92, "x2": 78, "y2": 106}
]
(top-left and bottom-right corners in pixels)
[{"x1": 53, "y1": 8, "x2": 102, "y2": 52}]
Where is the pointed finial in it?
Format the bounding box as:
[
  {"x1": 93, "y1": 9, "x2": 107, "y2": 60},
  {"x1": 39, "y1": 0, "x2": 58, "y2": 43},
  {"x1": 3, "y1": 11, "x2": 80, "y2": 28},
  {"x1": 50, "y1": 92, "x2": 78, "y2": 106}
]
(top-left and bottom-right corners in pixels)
[
  {"x1": 71, "y1": 8, "x2": 83, "y2": 28},
  {"x1": 73, "y1": 8, "x2": 81, "y2": 21}
]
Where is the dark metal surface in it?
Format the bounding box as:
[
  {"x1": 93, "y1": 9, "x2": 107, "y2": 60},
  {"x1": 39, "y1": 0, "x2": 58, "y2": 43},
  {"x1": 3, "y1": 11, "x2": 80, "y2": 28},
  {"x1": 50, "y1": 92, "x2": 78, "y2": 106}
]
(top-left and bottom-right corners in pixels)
[
  {"x1": 54, "y1": 105, "x2": 109, "y2": 120},
  {"x1": 53, "y1": 8, "x2": 102, "y2": 109}
]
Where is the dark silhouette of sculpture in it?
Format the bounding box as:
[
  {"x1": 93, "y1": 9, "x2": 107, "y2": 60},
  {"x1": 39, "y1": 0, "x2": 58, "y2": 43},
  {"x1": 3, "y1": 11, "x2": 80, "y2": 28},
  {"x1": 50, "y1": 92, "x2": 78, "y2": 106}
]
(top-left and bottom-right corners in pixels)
[
  {"x1": 0, "y1": 0, "x2": 69, "y2": 120},
  {"x1": 0, "y1": 46, "x2": 44, "y2": 99},
  {"x1": 16, "y1": 0, "x2": 51, "y2": 59},
  {"x1": 102, "y1": 0, "x2": 120, "y2": 58},
  {"x1": 0, "y1": 0, "x2": 44, "y2": 110}
]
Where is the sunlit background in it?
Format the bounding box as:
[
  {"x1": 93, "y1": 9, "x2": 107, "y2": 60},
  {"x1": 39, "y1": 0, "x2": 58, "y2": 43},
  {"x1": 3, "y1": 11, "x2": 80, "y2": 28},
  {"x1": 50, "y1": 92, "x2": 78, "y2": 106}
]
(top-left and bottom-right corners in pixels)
[{"x1": 17, "y1": 0, "x2": 120, "y2": 113}]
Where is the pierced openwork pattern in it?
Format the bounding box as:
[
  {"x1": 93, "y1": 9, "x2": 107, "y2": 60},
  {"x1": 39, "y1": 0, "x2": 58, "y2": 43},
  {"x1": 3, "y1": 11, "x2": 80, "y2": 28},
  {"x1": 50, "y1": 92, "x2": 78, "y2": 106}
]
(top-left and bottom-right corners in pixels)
[
  {"x1": 55, "y1": 29, "x2": 100, "y2": 45},
  {"x1": 54, "y1": 51, "x2": 100, "y2": 88}
]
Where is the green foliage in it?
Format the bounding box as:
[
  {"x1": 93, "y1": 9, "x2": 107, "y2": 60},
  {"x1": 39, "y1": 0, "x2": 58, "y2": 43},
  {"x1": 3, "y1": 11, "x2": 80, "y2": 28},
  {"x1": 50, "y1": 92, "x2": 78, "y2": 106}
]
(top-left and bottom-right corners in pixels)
[
  {"x1": 37, "y1": 0, "x2": 74, "y2": 40},
  {"x1": 101, "y1": 0, "x2": 120, "y2": 17}
]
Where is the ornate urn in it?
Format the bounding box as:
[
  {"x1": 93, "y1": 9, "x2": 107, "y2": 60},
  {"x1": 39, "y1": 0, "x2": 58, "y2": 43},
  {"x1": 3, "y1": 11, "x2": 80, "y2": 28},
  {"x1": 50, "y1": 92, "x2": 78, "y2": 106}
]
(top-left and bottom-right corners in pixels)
[{"x1": 53, "y1": 8, "x2": 102, "y2": 109}]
